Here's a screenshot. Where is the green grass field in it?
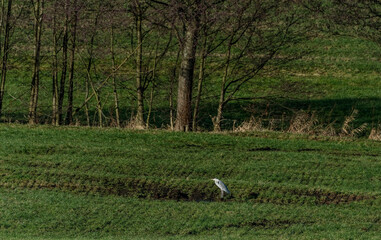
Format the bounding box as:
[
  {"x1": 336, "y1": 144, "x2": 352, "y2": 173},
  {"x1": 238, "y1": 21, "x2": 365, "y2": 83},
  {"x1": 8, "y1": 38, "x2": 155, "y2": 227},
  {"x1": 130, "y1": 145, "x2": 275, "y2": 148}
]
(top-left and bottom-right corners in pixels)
[{"x1": 0, "y1": 125, "x2": 380, "y2": 239}]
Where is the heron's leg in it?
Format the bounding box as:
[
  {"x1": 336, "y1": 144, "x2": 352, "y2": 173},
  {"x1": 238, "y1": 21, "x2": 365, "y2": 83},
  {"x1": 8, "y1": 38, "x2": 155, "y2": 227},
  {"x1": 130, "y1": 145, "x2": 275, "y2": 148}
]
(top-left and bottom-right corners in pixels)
[{"x1": 220, "y1": 189, "x2": 224, "y2": 199}]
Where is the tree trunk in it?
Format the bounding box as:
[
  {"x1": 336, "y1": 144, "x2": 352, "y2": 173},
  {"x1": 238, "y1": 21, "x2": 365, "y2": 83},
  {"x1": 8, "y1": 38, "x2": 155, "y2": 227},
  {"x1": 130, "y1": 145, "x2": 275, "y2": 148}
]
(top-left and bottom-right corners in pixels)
[
  {"x1": 88, "y1": 75, "x2": 102, "y2": 127},
  {"x1": 84, "y1": 71, "x2": 90, "y2": 126},
  {"x1": 0, "y1": 0, "x2": 12, "y2": 118},
  {"x1": 58, "y1": 0, "x2": 69, "y2": 125},
  {"x1": 169, "y1": 75, "x2": 174, "y2": 130},
  {"x1": 51, "y1": 1, "x2": 59, "y2": 126},
  {"x1": 134, "y1": 0, "x2": 145, "y2": 129},
  {"x1": 28, "y1": 0, "x2": 44, "y2": 124},
  {"x1": 111, "y1": 26, "x2": 120, "y2": 127},
  {"x1": 192, "y1": 34, "x2": 207, "y2": 131},
  {"x1": 214, "y1": 41, "x2": 232, "y2": 132},
  {"x1": 66, "y1": 0, "x2": 78, "y2": 125},
  {"x1": 146, "y1": 41, "x2": 159, "y2": 128},
  {"x1": 83, "y1": 13, "x2": 98, "y2": 126},
  {"x1": 174, "y1": 19, "x2": 200, "y2": 131},
  {"x1": 83, "y1": 47, "x2": 102, "y2": 127},
  {"x1": 169, "y1": 49, "x2": 180, "y2": 130},
  {"x1": 0, "y1": 0, "x2": 5, "y2": 57},
  {"x1": 73, "y1": 47, "x2": 136, "y2": 118}
]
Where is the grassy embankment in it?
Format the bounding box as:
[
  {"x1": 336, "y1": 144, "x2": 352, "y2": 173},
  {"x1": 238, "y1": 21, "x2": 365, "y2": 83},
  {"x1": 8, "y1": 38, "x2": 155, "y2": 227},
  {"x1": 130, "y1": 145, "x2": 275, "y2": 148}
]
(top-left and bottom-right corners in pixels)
[
  {"x1": 2, "y1": 36, "x2": 381, "y2": 131},
  {"x1": 0, "y1": 125, "x2": 380, "y2": 239}
]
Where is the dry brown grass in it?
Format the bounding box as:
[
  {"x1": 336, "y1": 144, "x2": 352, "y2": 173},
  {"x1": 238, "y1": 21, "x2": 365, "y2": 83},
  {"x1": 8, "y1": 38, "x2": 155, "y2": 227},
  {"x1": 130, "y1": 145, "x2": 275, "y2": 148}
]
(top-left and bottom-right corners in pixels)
[
  {"x1": 233, "y1": 109, "x2": 374, "y2": 139},
  {"x1": 288, "y1": 110, "x2": 318, "y2": 134},
  {"x1": 339, "y1": 110, "x2": 367, "y2": 137},
  {"x1": 368, "y1": 126, "x2": 381, "y2": 141},
  {"x1": 123, "y1": 116, "x2": 146, "y2": 130},
  {"x1": 233, "y1": 116, "x2": 265, "y2": 132}
]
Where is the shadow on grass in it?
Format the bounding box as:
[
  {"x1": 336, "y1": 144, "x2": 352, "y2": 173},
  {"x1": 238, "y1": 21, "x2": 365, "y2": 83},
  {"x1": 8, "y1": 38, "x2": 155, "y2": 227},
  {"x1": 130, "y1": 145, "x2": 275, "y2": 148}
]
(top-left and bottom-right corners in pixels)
[
  {"x1": 196, "y1": 97, "x2": 381, "y2": 131},
  {"x1": 2, "y1": 97, "x2": 381, "y2": 132}
]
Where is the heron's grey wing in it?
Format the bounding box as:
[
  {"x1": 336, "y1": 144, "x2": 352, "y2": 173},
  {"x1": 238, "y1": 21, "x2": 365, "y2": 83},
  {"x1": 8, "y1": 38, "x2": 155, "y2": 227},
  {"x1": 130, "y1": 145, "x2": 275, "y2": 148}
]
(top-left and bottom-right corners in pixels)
[{"x1": 219, "y1": 181, "x2": 230, "y2": 194}]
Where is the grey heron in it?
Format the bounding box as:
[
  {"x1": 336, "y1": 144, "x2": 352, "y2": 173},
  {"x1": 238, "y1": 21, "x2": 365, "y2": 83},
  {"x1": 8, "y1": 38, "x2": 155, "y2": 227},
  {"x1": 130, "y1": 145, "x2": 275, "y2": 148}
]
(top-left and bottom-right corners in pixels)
[{"x1": 211, "y1": 178, "x2": 230, "y2": 199}]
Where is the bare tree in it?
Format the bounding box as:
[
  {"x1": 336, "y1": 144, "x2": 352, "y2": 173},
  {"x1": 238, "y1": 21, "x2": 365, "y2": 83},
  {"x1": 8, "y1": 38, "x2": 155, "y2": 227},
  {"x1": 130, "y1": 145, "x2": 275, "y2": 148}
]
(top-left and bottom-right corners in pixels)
[
  {"x1": 0, "y1": 0, "x2": 12, "y2": 118},
  {"x1": 50, "y1": 0, "x2": 60, "y2": 125},
  {"x1": 28, "y1": 0, "x2": 44, "y2": 124},
  {"x1": 82, "y1": 5, "x2": 100, "y2": 126},
  {"x1": 0, "y1": 0, "x2": 317, "y2": 129},
  {"x1": 103, "y1": 0, "x2": 128, "y2": 127},
  {"x1": 81, "y1": 9, "x2": 103, "y2": 127},
  {"x1": 145, "y1": 40, "x2": 158, "y2": 128},
  {"x1": 331, "y1": 0, "x2": 380, "y2": 45},
  {"x1": 110, "y1": 26, "x2": 120, "y2": 127},
  {"x1": 212, "y1": 0, "x2": 311, "y2": 131},
  {"x1": 65, "y1": 0, "x2": 78, "y2": 125},
  {"x1": 130, "y1": 0, "x2": 146, "y2": 128},
  {"x1": 192, "y1": 1, "x2": 232, "y2": 130},
  {"x1": 173, "y1": 0, "x2": 202, "y2": 131},
  {"x1": 192, "y1": 30, "x2": 206, "y2": 131},
  {"x1": 57, "y1": 0, "x2": 69, "y2": 125},
  {"x1": 169, "y1": 48, "x2": 180, "y2": 130}
]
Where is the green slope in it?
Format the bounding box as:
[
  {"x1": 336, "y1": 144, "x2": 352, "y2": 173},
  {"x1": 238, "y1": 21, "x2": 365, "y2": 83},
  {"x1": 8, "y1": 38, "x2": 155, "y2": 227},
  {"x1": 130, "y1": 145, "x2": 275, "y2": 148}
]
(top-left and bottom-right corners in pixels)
[
  {"x1": 1, "y1": 35, "x2": 381, "y2": 131},
  {"x1": 0, "y1": 125, "x2": 380, "y2": 239}
]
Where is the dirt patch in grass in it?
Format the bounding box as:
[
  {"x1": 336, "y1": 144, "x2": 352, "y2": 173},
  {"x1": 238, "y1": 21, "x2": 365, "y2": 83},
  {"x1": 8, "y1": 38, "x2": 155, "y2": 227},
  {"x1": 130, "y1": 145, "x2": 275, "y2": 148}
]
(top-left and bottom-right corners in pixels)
[
  {"x1": 0, "y1": 171, "x2": 374, "y2": 205},
  {"x1": 297, "y1": 148, "x2": 317, "y2": 152},
  {"x1": 184, "y1": 218, "x2": 310, "y2": 235},
  {"x1": 248, "y1": 147, "x2": 280, "y2": 152},
  {"x1": 0, "y1": 165, "x2": 374, "y2": 204},
  {"x1": 225, "y1": 218, "x2": 310, "y2": 229},
  {"x1": 279, "y1": 187, "x2": 374, "y2": 204},
  {"x1": 246, "y1": 147, "x2": 380, "y2": 158},
  {"x1": 328, "y1": 151, "x2": 380, "y2": 157}
]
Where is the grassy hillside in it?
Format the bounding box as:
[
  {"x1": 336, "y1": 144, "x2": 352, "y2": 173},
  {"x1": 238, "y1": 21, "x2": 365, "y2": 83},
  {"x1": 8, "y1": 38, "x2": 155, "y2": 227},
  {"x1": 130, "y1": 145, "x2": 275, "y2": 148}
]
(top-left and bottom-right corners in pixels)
[
  {"x1": 1, "y1": 35, "x2": 381, "y2": 131},
  {"x1": 0, "y1": 125, "x2": 380, "y2": 239}
]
